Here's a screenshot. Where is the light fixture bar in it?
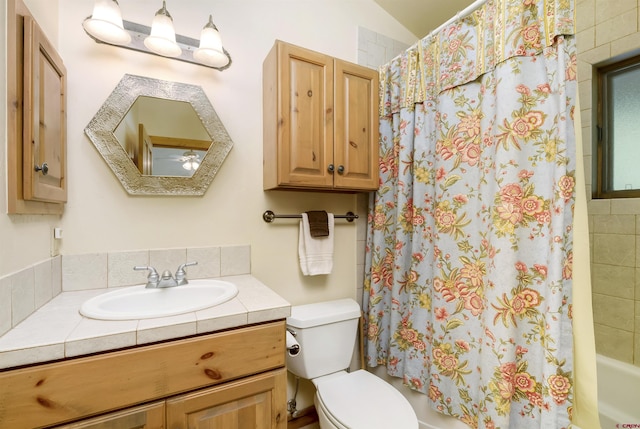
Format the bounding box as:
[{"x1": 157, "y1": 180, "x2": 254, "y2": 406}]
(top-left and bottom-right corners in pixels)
[{"x1": 84, "y1": 19, "x2": 232, "y2": 70}]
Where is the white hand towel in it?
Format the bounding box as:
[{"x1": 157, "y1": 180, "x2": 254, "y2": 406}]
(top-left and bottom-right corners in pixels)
[{"x1": 298, "y1": 213, "x2": 334, "y2": 275}]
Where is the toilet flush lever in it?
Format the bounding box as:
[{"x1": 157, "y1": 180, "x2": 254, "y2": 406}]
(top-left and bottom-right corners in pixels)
[{"x1": 286, "y1": 328, "x2": 300, "y2": 356}]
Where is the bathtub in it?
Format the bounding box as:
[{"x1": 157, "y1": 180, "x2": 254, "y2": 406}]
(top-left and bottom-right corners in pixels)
[{"x1": 597, "y1": 354, "x2": 640, "y2": 429}]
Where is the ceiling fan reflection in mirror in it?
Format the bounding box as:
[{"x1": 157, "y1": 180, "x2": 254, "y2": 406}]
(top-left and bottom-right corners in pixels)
[
  {"x1": 152, "y1": 147, "x2": 206, "y2": 177},
  {"x1": 179, "y1": 150, "x2": 201, "y2": 171}
]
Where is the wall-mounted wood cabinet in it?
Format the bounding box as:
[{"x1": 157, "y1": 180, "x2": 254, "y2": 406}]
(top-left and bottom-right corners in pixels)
[
  {"x1": 263, "y1": 40, "x2": 379, "y2": 192},
  {"x1": 7, "y1": 0, "x2": 67, "y2": 214}
]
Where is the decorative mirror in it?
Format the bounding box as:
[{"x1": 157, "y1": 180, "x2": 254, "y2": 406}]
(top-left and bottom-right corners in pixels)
[{"x1": 85, "y1": 74, "x2": 233, "y2": 195}]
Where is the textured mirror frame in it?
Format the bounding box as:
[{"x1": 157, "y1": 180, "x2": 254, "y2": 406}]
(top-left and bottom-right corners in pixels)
[{"x1": 85, "y1": 74, "x2": 233, "y2": 196}]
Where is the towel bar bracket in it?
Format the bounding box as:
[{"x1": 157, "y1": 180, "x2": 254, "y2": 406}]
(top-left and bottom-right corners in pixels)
[{"x1": 262, "y1": 210, "x2": 358, "y2": 223}]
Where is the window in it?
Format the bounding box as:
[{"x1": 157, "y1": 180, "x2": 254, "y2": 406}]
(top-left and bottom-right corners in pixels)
[{"x1": 595, "y1": 54, "x2": 640, "y2": 198}]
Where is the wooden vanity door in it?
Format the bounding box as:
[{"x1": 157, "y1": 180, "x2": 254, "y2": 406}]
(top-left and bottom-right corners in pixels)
[
  {"x1": 166, "y1": 369, "x2": 287, "y2": 429},
  {"x1": 53, "y1": 402, "x2": 165, "y2": 429}
]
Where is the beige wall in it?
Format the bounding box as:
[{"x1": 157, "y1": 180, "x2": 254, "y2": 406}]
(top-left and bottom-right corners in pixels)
[
  {"x1": 1, "y1": 2, "x2": 418, "y2": 424},
  {"x1": 0, "y1": 1, "x2": 62, "y2": 283},
  {"x1": 1, "y1": 0, "x2": 416, "y2": 306},
  {"x1": 577, "y1": 0, "x2": 640, "y2": 366}
]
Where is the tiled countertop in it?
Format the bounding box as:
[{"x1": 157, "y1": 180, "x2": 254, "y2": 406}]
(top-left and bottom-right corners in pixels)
[{"x1": 0, "y1": 275, "x2": 290, "y2": 370}]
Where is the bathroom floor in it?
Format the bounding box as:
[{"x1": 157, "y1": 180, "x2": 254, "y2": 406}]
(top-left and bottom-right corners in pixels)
[{"x1": 288, "y1": 411, "x2": 319, "y2": 429}]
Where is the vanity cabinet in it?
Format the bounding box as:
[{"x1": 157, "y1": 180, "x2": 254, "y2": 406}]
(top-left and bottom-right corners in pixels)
[
  {"x1": 54, "y1": 370, "x2": 286, "y2": 429},
  {"x1": 263, "y1": 40, "x2": 379, "y2": 192},
  {"x1": 166, "y1": 369, "x2": 285, "y2": 428},
  {"x1": 0, "y1": 321, "x2": 287, "y2": 429},
  {"x1": 53, "y1": 402, "x2": 165, "y2": 429},
  {"x1": 7, "y1": 0, "x2": 67, "y2": 214}
]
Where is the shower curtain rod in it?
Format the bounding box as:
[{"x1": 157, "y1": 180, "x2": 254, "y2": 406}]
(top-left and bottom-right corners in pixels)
[{"x1": 422, "y1": 0, "x2": 488, "y2": 41}]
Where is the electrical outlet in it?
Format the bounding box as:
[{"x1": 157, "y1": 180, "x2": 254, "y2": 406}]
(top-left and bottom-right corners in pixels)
[{"x1": 50, "y1": 227, "x2": 62, "y2": 257}]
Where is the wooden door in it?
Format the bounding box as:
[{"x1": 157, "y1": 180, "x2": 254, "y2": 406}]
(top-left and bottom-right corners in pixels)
[
  {"x1": 166, "y1": 369, "x2": 287, "y2": 429},
  {"x1": 53, "y1": 402, "x2": 165, "y2": 429},
  {"x1": 138, "y1": 123, "x2": 153, "y2": 175},
  {"x1": 22, "y1": 15, "x2": 67, "y2": 202},
  {"x1": 333, "y1": 59, "x2": 379, "y2": 191}
]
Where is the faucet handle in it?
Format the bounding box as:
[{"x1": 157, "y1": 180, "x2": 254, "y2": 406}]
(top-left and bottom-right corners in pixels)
[
  {"x1": 133, "y1": 266, "x2": 160, "y2": 287},
  {"x1": 175, "y1": 261, "x2": 198, "y2": 285}
]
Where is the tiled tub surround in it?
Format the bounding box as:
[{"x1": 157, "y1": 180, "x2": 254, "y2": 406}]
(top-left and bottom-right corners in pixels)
[
  {"x1": 589, "y1": 211, "x2": 640, "y2": 365},
  {"x1": 0, "y1": 245, "x2": 291, "y2": 369},
  {"x1": 576, "y1": 0, "x2": 640, "y2": 367}
]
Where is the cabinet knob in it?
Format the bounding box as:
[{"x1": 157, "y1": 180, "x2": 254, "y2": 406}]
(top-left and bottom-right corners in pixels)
[
  {"x1": 337, "y1": 165, "x2": 345, "y2": 174},
  {"x1": 34, "y1": 162, "x2": 49, "y2": 176},
  {"x1": 327, "y1": 164, "x2": 334, "y2": 173}
]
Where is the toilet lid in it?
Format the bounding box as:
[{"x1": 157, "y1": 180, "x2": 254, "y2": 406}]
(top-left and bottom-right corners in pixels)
[{"x1": 315, "y1": 370, "x2": 418, "y2": 429}]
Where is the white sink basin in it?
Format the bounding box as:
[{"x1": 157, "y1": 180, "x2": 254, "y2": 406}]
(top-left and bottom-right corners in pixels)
[{"x1": 80, "y1": 279, "x2": 238, "y2": 320}]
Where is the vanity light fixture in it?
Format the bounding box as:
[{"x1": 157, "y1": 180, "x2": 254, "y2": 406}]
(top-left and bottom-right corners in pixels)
[
  {"x1": 193, "y1": 15, "x2": 227, "y2": 68},
  {"x1": 143, "y1": 1, "x2": 181, "y2": 58},
  {"x1": 82, "y1": 0, "x2": 232, "y2": 70},
  {"x1": 82, "y1": 0, "x2": 131, "y2": 46}
]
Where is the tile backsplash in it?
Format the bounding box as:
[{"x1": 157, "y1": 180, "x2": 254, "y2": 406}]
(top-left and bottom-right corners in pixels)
[
  {"x1": 0, "y1": 257, "x2": 62, "y2": 336},
  {"x1": 0, "y1": 245, "x2": 250, "y2": 337}
]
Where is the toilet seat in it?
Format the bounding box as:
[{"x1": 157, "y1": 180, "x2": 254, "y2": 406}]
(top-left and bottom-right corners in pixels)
[{"x1": 313, "y1": 370, "x2": 418, "y2": 429}]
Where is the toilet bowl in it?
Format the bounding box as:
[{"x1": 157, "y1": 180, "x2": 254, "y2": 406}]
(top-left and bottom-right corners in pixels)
[
  {"x1": 286, "y1": 298, "x2": 418, "y2": 429},
  {"x1": 313, "y1": 370, "x2": 418, "y2": 429}
]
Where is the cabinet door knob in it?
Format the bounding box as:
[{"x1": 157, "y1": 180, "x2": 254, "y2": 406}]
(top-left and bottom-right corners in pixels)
[
  {"x1": 327, "y1": 164, "x2": 334, "y2": 173},
  {"x1": 337, "y1": 165, "x2": 345, "y2": 174},
  {"x1": 34, "y1": 162, "x2": 49, "y2": 175}
]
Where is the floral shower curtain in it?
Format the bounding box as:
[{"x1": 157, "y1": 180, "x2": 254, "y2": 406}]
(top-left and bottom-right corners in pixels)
[{"x1": 363, "y1": 1, "x2": 577, "y2": 428}]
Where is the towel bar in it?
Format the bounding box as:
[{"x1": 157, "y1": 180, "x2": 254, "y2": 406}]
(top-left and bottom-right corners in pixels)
[{"x1": 262, "y1": 210, "x2": 358, "y2": 223}]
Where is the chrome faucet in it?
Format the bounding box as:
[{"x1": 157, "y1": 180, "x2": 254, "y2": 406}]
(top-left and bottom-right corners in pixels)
[
  {"x1": 134, "y1": 261, "x2": 198, "y2": 288},
  {"x1": 175, "y1": 261, "x2": 197, "y2": 285},
  {"x1": 133, "y1": 266, "x2": 160, "y2": 288}
]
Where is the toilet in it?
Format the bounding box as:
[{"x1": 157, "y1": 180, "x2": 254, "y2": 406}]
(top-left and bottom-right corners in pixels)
[{"x1": 286, "y1": 298, "x2": 418, "y2": 429}]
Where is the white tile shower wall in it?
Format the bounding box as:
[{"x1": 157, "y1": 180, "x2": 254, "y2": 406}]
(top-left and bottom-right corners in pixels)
[
  {"x1": 578, "y1": 0, "x2": 640, "y2": 366},
  {"x1": 358, "y1": 26, "x2": 412, "y2": 70},
  {"x1": 0, "y1": 256, "x2": 62, "y2": 337},
  {"x1": 355, "y1": 28, "x2": 411, "y2": 307},
  {"x1": 62, "y1": 245, "x2": 251, "y2": 291}
]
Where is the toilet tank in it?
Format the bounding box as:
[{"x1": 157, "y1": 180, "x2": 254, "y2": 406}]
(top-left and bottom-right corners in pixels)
[{"x1": 286, "y1": 298, "x2": 361, "y2": 380}]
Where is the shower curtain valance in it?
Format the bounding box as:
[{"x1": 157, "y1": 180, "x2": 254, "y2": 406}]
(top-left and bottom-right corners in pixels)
[{"x1": 379, "y1": 0, "x2": 576, "y2": 116}]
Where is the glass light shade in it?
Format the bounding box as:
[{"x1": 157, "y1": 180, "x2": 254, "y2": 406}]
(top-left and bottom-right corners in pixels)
[
  {"x1": 82, "y1": 0, "x2": 131, "y2": 45},
  {"x1": 143, "y1": 1, "x2": 181, "y2": 57},
  {"x1": 193, "y1": 15, "x2": 229, "y2": 68}
]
